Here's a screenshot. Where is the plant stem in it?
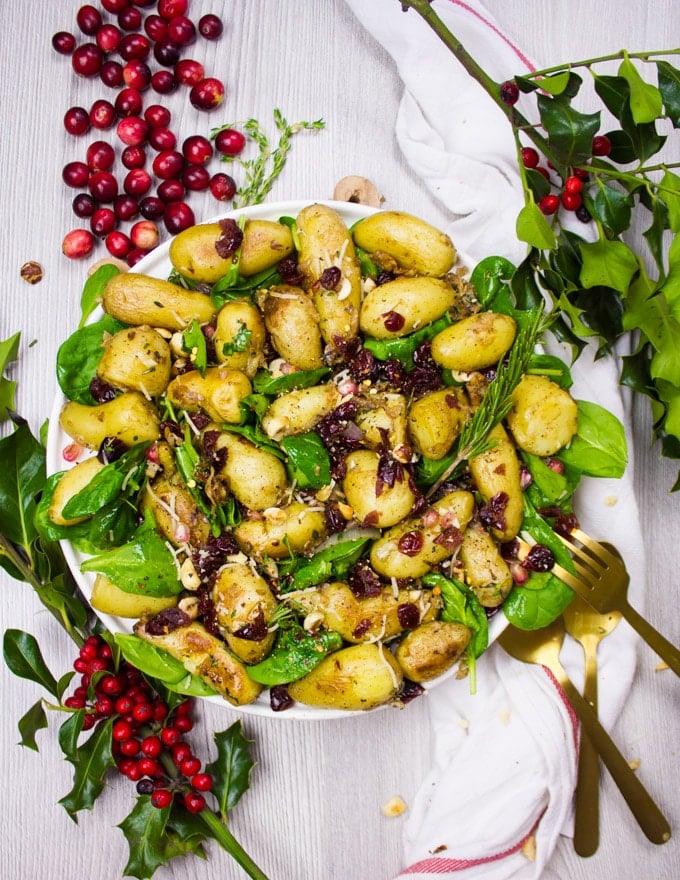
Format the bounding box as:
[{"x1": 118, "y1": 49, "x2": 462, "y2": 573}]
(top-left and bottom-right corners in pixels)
[
  {"x1": 529, "y1": 47, "x2": 680, "y2": 79},
  {"x1": 199, "y1": 808, "x2": 271, "y2": 880}
]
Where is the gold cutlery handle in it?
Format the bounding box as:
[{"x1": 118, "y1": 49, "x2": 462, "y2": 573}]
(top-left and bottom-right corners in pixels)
[
  {"x1": 558, "y1": 675, "x2": 671, "y2": 845},
  {"x1": 572, "y1": 649, "x2": 600, "y2": 857},
  {"x1": 618, "y1": 600, "x2": 680, "y2": 677}
]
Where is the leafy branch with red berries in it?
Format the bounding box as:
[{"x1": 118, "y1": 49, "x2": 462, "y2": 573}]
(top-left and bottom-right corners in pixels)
[
  {"x1": 0, "y1": 412, "x2": 270, "y2": 879},
  {"x1": 401, "y1": 0, "x2": 680, "y2": 490}
]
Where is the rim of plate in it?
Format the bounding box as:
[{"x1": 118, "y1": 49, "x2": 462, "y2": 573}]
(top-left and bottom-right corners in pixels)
[{"x1": 46, "y1": 199, "x2": 508, "y2": 721}]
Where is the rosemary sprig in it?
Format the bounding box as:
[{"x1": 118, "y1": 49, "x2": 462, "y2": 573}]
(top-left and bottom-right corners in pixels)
[
  {"x1": 211, "y1": 109, "x2": 325, "y2": 208},
  {"x1": 426, "y1": 307, "x2": 546, "y2": 497}
]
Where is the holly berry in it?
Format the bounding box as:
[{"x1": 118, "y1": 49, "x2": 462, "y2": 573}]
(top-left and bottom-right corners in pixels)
[
  {"x1": 150, "y1": 789, "x2": 173, "y2": 809},
  {"x1": 500, "y1": 80, "x2": 520, "y2": 105},
  {"x1": 539, "y1": 194, "x2": 560, "y2": 215},
  {"x1": 521, "y1": 147, "x2": 539, "y2": 169},
  {"x1": 592, "y1": 134, "x2": 612, "y2": 157},
  {"x1": 561, "y1": 190, "x2": 582, "y2": 211}
]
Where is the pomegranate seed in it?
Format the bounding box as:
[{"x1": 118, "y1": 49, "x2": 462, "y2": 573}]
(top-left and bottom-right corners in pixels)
[
  {"x1": 64, "y1": 106, "x2": 91, "y2": 136},
  {"x1": 158, "y1": 0, "x2": 187, "y2": 19},
  {"x1": 144, "y1": 104, "x2": 172, "y2": 128},
  {"x1": 73, "y1": 193, "x2": 96, "y2": 218},
  {"x1": 118, "y1": 116, "x2": 150, "y2": 146},
  {"x1": 167, "y1": 16, "x2": 196, "y2": 46},
  {"x1": 175, "y1": 58, "x2": 204, "y2": 85},
  {"x1": 154, "y1": 39, "x2": 181, "y2": 67},
  {"x1": 52, "y1": 31, "x2": 76, "y2": 55},
  {"x1": 209, "y1": 172, "x2": 236, "y2": 201},
  {"x1": 100, "y1": 59, "x2": 125, "y2": 88},
  {"x1": 145, "y1": 14, "x2": 168, "y2": 41},
  {"x1": 72, "y1": 43, "x2": 104, "y2": 77},
  {"x1": 76, "y1": 5, "x2": 103, "y2": 36},
  {"x1": 63, "y1": 161, "x2": 90, "y2": 188},
  {"x1": 90, "y1": 99, "x2": 116, "y2": 129},
  {"x1": 189, "y1": 77, "x2": 225, "y2": 110},
  {"x1": 153, "y1": 149, "x2": 184, "y2": 179},
  {"x1": 182, "y1": 134, "x2": 212, "y2": 164},
  {"x1": 130, "y1": 220, "x2": 160, "y2": 249},
  {"x1": 86, "y1": 140, "x2": 115, "y2": 172},
  {"x1": 118, "y1": 8, "x2": 144, "y2": 33},
  {"x1": 539, "y1": 194, "x2": 560, "y2": 215},
  {"x1": 151, "y1": 69, "x2": 178, "y2": 94},
  {"x1": 88, "y1": 171, "x2": 119, "y2": 202},
  {"x1": 121, "y1": 145, "x2": 146, "y2": 169},
  {"x1": 149, "y1": 127, "x2": 177, "y2": 151},
  {"x1": 592, "y1": 134, "x2": 612, "y2": 157},
  {"x1": 115, "y1": 87, "x2": 144, "y2": 118},
  {"x1": 150, "y1": 790, "x2": 173, "y2": 809},
  {"x1": 198, "y1": 14, "x2": 223, "y2": 40},
  {"x1": 96, "y1": 23, "x2": 122, "y2": 54},
  {"x1": 157, "y1": 178, "x2": 185, "y2": 202},
  {"x1": 62, "y1": 442, "x2": 84, "y2": 461},
  {"x1": 214, "y1": 128, "x2": 246, "y2": 156},
  {"x1": 114, "y1": 194, "x2": 139, "y2": 221}
]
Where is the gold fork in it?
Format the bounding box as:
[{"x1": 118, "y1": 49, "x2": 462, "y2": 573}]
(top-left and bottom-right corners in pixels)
[
  {"x1": 498, "y1": 619, "x2": 671, "y2": 845},
  {"x1": 563, "y1": 594, "x2": 621, "y2": 856},
  {"x1": 525, "y1": 529, "x2": 680, "y2": 677}
]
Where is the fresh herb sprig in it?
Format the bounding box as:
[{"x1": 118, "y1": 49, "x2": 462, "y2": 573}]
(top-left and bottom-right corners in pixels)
[
  {"x1": 211, "y1": 108, "x2": 325, "y2": 207},
  {"x1": 399, "y1": 0, "x2": 680, "y2": 489}
]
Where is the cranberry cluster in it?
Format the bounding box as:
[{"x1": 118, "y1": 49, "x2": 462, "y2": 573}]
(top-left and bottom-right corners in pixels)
[
  {"x1": 65, "y1": 634, "x2": 213, "y2": 812},
  {"x1": 53, "y1": 1, "x2": 244, "y2": 263}
]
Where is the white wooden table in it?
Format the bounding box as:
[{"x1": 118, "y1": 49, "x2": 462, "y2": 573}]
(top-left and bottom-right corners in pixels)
[{"x1": 0, "y1": 2, "x2": 678, "y2": 878}]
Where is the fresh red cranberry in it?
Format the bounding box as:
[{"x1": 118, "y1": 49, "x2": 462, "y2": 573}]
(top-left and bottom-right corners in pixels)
[
  {"x1": 120, "y1": 32, "x2": 150, "y2": 61},
  {"x1": 164, "y1": 201, "x2": 195, "y2": 233},
  {"x1": 52, "y1": 31, "x2": 76, "y2": 55},
  {"x1": 189, "y1": 77, "x2": 225, "y2": 110},
  {"x1": 539, "y1": 194, "x2": 560, "y2": 215},
  {"x1": 77, "y1": 5, "x2": 103, "y2": 35},
  {"x1": 500, "y1": 80, "x2": 520, "y2": 105},
  {"x1": 157, "y1": 178, "x2": 185, "y2": 202},
  {"x1": 182, "y1": 134, "x2": 212, "y2": 164},
  {"x1": 182, "y1": 164, "x2": 210, "y2": 191},
  {"x1": 101, "y1": 0, "x2": 129, "y2": 12},
  {"x1": 63, "y1": 161, "x2": 91, "y2": 187},
  {"x1": 115, "y1": 87, "x2": 144, "y2": 117},
  {"x1": 153, "y1": 149, "x2": 184, "y2": 179},
  {"x1": 158, "y1": 0, "x2": 187, "y2": 18},
  {"x1": 89, "y1": 171, "x2": 119, "y2": 202},
  {"x1": 86, "y1": 140, "x2": 115, "y2": 171},
  {"x1": 114, "y1": 193, "x2": 139, "y2": 221},
  {"x1": 151, "y1": 69, "x2": 178, "y2": 94},
  {"x1": 96, "y1": 23, "x2": 121, "y2": 53},
  {"x1": 214, "y1": 128, "x2": 245, "y2": 156},
  {"x1": 592, "y1": 134, "x2": 612, "y2": 157},
  {"x1": 121, "y1": 144, "x2": 146, "y2": 169},
  {"x1": 167, "y1": 15, "x2": 195, "y2": 45},
  {"x1": 209, "y1": 172, "x2": 236, "y2": 201},
  {"x1": 198, "y1": 14, "x2": 223, "y2": 40},
  {"x1": 154, "y1": 38, "x2": 181, "y2": 67},
  {"x1": 118, "y1": 7, "x2": 143, "y2": 32},
  {"x1": 117, "y1": 116, "x2": 149, "y2": 147},
  {"x1": 91, "y1": 207, "x2": 117, "y2": 236},
  {"x1": 144, "y1": 14, "x2": 168, "y2": 41},
  {"x1": 149, "y1": 126, "x2": 177, "y2": 151},
  {"x1": 72, "y1": 43, "x2": 104, "y2": 77},
  {"x1": 73, "y1": 192, "x2": 96, "y2": 217},
  {"x1": 127, "y1": 247, "x2": 150, "y2": 266},
  {"x1": 174, "y1": 58, "x2": 204, "y2": 85},
  {"x1": 123, "y1": 60, "x2": 152, "y2": 90},
  {"x1": 124, "y1": 168, "x2": 152, "y2": 196},
  {"x1": 139, "y1": 196, "x2": 165, "y2": 219},
  {"x1": 90, "y1": 99, "x2": 116, "y2": 129},
  {"x1": 64, "y1": 106, "x2": 91, "y2": 136},
  {"x1": 63, "y1": 229, "x2": 95, "y2": 259},
  {"x1": 144, "y1": 104, "x2": 171, "y2": 128},
  {"x1": 100, "y1": 59, "x2": 124, "y2": 87}
]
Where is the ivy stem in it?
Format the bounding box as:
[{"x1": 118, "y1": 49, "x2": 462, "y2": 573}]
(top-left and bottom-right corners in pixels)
[{"x1": 198, "y1": 808, "x2": 271, "y2": 880}]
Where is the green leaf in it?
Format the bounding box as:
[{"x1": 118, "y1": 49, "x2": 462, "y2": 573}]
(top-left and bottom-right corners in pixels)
[
  {"x1": 658, "y1": 169, "x2": 680, "y2": 232},
  {"x1": 181, "y1": 319, "x2": 208, "y2": 376},
  {"x1": 579, "y1": 238, "x2": 638, "y2": 294},
  {"x1": 3, "y1": 629, "x2": 59, "y2": 696},
  {"x1": 536, "y1": 93, "x2": 600, "y2": 168},
  {"x1": 58, "y1": 709, "x2": 85, "y2": 758},
  {"x1": 617, "y1": 100, "x2": 667, "y2": 162},
  {"x1": 17, "y1": 699, "x2": 48, "y2": 751},
  {"x1": 79, "y1": 263, "x2": 120, "y2": 327},
  {"x1": 557, "y1": 400, "x2": 628, "y2": 478},
  {"x1": 58, "y1": 716, "x2": 115, "y2": 820},
  {"x1": 248, "y1": 622, "x2": 343, "y2": 686},
  {"x1": 278, "y1": 535, "x2": 371, "y2": 590},
  {"x1": 0, "y1": 416, "x2": 46, "y2": 550},
  {"x1": 281, "y1": 432, "x2": 331, "y2": 489},
  {"x1": 470, "y1": 256, "x2": 516, "y2": 308},
  {"x1": 56, "y1": 315, "x2": 128, "y2": 405},
  {"x1": 252, "y1": 366, "x2": 330, "y2": 394},
  {"x1": 118, "y1": 797, "x2": 175, "y2": 880},
  {"x1": 114, "y1": 633, "x2": 218, "y2": 697},
  {"x1": 657, "y1": 60, "x2": 680, "y2": 127},
  {"x1": 0, "y1": 331, "x2": 20, "y2": 419},
  {"x1": 592, "y1": 183, "x2": 632, "y2": 237},
  {"x1": 536, "y1": 71, "x2": 575, "y2": 96},
  {"x1": 618, "y1": 56, "x2": 663, "y2": 124},
  {"x1": 516, "y1": 201, "x2": 556, "y2": 250},
  {"x1": 593, "y1": 73, "x2": 629, "y2": 120},
  {"x1": 206, "y1": 720, "x2": 255, "y2": 818}
]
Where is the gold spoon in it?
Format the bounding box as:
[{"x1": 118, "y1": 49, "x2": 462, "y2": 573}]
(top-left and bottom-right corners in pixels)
[
  {"x1": 563, "y1": 594, "x2": 622, "y2": 856},
  {"x1": 498, "y1": 618, "x2": 671, "y2": 845}
]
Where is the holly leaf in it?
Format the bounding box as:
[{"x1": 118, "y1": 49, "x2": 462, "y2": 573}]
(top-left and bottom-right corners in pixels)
[
  {"x1": 0, "y1": 331, "x2": 20, "y2": 420},
  {"x1": 618, "y1": 56, "x2": 663, "y2": 124},
  {"x1": 58, "y1": 708, "x2": 85, "y2": 759},
  {"x1": 3, "y1": 629, "x2": 59, "y2": 697},
  {"x1": 17, "y1": 699, "x2": 48, "y2": 751},
  {"x1": 591, "y1": 183, "x2": 632, "y2": 236},
  {"x1": 58, "y1": 716, "x2": 115, "y2": 821},
  {"x1": 206, "y1": 720, "x2": 255, "y2": 819},
  {"x1": 0, "y1": 416, "x2": 45, "y2": 550},
  {"x1": 658, "y1": 169, "x2": 680, "y2": 233},
  {"x1": 536, "y1": 93, "x2": 600, "y2": 168},
  {"x1": 657, "y1": 60, "x2": 680, "y2": 127},
  {"x1": 579, "y1": 238, "x2": 638, "y2": 294}
]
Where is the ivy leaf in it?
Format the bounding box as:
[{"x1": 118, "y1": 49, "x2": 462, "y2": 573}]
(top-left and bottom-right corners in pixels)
[
  {"x1": 206, "y1": 720, "x2": 255, "y2": 819},
  {"x1": 536, "y1": 93, "x2": 600, "y2": 167},
  {"x1": 591, "y1": 183, "x2": 632, "y2": 236},
  {"x1": 618, "y1": 56, "x2": 663, "y2": 124},
  {"x1": 0, "y1": 331, "x2": 20, "y2": 420},
  {"x1": 3, "y1": 629, "x2": 59, "y2": 697},
  {"x1": 658, "y1": 169, "x2": 680, "y2": 233},
  {"x1": 58, "y1": 716, "x2": 115, "y2": 820},
  {"x1": 516, "y1": 201, "x2": 556, "y2": 250},
  {"x1": 579, "y1": 238, "x2": 638, "y2": 293},
  {"x1": 657, "y1": 59, "x2": 680, "y2": 127},
  {"x1": 17, "y1": 699, "x2": 48, "y2": 751}
]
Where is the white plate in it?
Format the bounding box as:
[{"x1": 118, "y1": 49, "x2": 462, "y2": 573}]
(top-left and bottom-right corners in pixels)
[{"x1": 47, "y1": 199, "x2": 508, "y2": 720}]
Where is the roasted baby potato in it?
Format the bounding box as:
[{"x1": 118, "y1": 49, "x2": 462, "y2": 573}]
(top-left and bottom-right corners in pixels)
[
  {"x1": 431, "y1": 311, "x2": 517, "y2": 372},
  {"x1": 234, "y1": 502, "x2": 327, "y2": 559},
  {"x1": 96, "y1": 325, "x2": 172, "y2": 398},
  {"x1": 166, "y1": 366, "x2": 252, "y2": 424},
  {"x1": 359, "y1": 276, "x2": 455, "y2": 340},
  {"x1": 90, "y1": 574, "x2": 177, "y2": 619},
  {"x1": 263, "y1": 285, "x2": 324, "y2": 370},
  {"x1": 102, "y1": 273, "x2": 216, "y2": 330},
  {"x1": 459, "y1": 522, "x2": 513, "y2": 607},
  {"x1": 59, "y1": 391, "x2": 161, "y2": 449},
  {"x1": 351, "y1": 210, "x2": 456, "y2": 277},
  {"x1": 261, "y1": 383, "x2": 341, "y2": 441},
  {"x1": 407, "y1": 386, "x2": 469, "y2": 460},
  {"x1": 213, "y1": 300, "x2": 266, "y2": 377},
  {"x1": 468, "y1": 423, "x2": 523, "y2": 542},
  {"x1": 48, "y1": 456, "x2": 105, "y2": 526},
  {"x1": 134, "y1": 620, "x2": 263, "y2": 706},
  {"x1": 287, "y1": 642, "x2": 403, "y2": 711},
  {"x1": 342, "y1": 449, "x2": 416, "y2": 527},
  {"x1": 395, "y1": 620, "x2": 471, "y2": 682},
  {"x1": 212, "y1": 431, "x2": 288, "y2": 511},
  {"x1": 212, "y1": 562, "x2": 278, "y2": 664},
  {"x1": 506, "y1": 374, "x2": 579, "y2": 456}
]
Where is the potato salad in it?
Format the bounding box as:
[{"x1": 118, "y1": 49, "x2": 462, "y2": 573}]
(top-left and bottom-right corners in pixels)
[{"x1": 42, "y1": 202, "x2": 626, "y2": 714}]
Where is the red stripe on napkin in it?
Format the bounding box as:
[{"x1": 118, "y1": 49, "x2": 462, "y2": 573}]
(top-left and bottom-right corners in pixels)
[{"x1": 445, "y1": 0, "x2": 536, "y2": 72}]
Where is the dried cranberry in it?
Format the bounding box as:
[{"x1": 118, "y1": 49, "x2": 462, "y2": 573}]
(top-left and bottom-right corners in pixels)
[
  {"x1": 522, "y1": 544, "x2": 556, "y2": 573},
  {"x1": 232, "y1": 607, "x2": 269, "y2": 641},
  {"x1": 90, "y1": 376, "x2": 117, "y2": 403},
  {"x1": 376, "y1": 454, "x2": 403, "y2": 497},
  {"x1": 324, "y1": 502, "x2": 345, "y2": 534},
  {"x1": 270, "y1": 685, "x2": 293, "y2": 712},
  {"x1": 397, "y1": 530, "x2": 424, "y2": 557},
  {"x1": 145, "y1": 608, "x2": 191, "y2": 635},
  {"x1": 347, "y1": 559, "x2": 383, "y2": 598},
  {"x1": 397, "y1": 603, "x2": 420, "y2": 630},
  {"x1": 215, "y1": 218, "x2": 243, "y2": 257},
  {"x1": 479, "y1": 492, "x2": 509, "y2": 532},
  {"x1": 433, "y1": 526, "x2": 463, "y2": 552},
  {"x1": 192, "y1": 533, "x2": 239, "y2": 582},
  {"x1": 278, "y1": 257, "x2": 304, "y2": 285},
  {"x1": 399, "y1": 679, "x2": 425, "y2": 704},
  {"x1": 319, "y1": 266, "x2": 341, "y2": 290},
  {"x1": 352, "y1": 618, "x2": 372, "y2": 638},
  {"x1": 382, "y1": 310, "x2": 405, "y2": 332},
  {"x1": 97, "y1": 436, "x2": 127, "y2": 463}
]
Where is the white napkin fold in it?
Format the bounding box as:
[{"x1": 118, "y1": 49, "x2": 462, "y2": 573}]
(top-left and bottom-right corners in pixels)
[{"x1": 343, "y1": 1, "x2": 645, "y2": 877}]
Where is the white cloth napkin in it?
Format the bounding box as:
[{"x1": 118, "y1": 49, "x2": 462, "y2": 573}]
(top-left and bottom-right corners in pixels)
[{"x1": 343, "y1": 1, "x2": 645, "y2": 877}]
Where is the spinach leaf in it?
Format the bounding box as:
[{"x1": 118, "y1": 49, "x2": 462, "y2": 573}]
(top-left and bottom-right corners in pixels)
[
  {"x1": 57, "y1": 315, "x2": 128, "y2": 405},
  {"x1": 247, "y1": 622, "x2": 343, "y2": 686},
  {"x1": 526, "y1": 352, "x2": 573, "y2": 388},
  {"x1": 81, "y1": 510, "x2": 182, "y2": 597},
  {"x1": 114, "y1": 634, "x2": 217, "y2": 696},
  {"x1": 557, "y1": 399, "x2": 628, "y2": 477},
  {"x1": 181, "y1": 319, "x2": 208, "y2": 376},
  {"x1": 470, "y1": 255, "x2": 515, "y2": 309},
  {"x1": 281, "y1": 432, "x2": 331, "y2": 489},
  {"x1": 251, "y1": 366, "x2": 330, "y2": 395},
  {"x1": 363, "y1": 313, "x2": 453, "y2": 369},
  {"x1": 278, "y1": 535, "x2": 371, "y2": 591},
  {"x1": 79, "y1": 263, "x2": 120, "y2": 328}
]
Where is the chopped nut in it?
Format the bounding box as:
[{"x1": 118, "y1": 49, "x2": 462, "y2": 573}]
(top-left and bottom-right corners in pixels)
[
  {"x1": 521, "y1": 835, "x2": 537, "y2": 861},
  {"x1": 333, "y1": 175, "x2": 382, "y2": 207},
  {"x1": 655, "y1": 661, "x2": 669, "y2": 672},
  {"x1": 178, "y1": 595, "x2": 200, "y2": 619},
  {"x1": 429, "y1": 844, "x2": 448, "y2": 855},
  {"x1": 20, "y1": 261, "x2": 43, "y2": 284},
  {"x1": 629, "y1": 757, "x2": 641, "y2": 770},
  {"x1": 380, "y1": 795, "x2": 407, "y2": 817},
  {"x1": 603, "y1": 494, "x2": 619, "y2": 507},
  {"x1": 179, "y1": 557, "x2": 201, "y2": 591},
  {"x1": 499, "y1": 708, "x2": 512, "y2": 725},
  {"x1": 303, "y1": 611, "x2": 325, "y2": 632}
]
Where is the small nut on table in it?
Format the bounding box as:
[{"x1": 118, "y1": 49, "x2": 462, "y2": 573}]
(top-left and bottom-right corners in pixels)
[
  {"x1": 333, "y1": 175, "x2": 382, "y2": 207},
  {"x1": 380, "y1": 795, "x2": 407, "y2": 817},
  {"x1": 20, "y1": 261, "x2": 43, "y2": 284}
]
